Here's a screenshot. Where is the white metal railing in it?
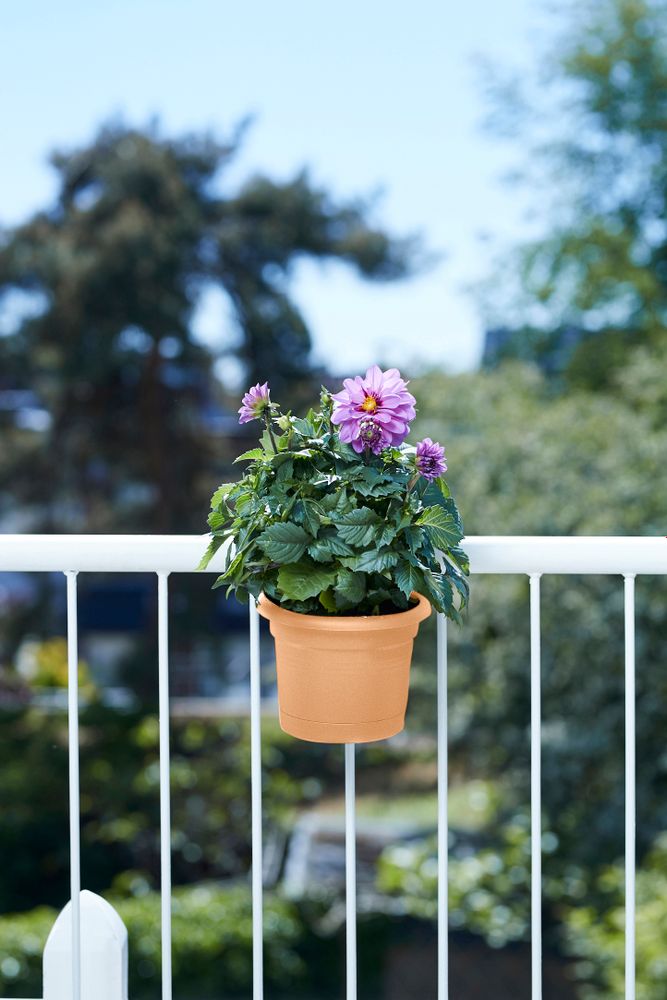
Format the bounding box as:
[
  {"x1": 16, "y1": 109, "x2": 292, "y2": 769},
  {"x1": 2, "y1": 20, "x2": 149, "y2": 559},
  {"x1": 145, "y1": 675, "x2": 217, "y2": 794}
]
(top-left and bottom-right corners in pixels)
[
  {"x1": 0, "y1": 534, "x2": 665, "y2": 1000},
  {"x1": 530, "y1": 574, "x2": 542, "y2": 1000}
]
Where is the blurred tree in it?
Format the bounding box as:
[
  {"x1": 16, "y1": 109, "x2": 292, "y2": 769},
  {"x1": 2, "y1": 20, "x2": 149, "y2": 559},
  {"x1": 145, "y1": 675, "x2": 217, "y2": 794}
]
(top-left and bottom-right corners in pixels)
[
  {"x1": 480, "y1": 0, "x2": 667, "y2": 389},
  {"x1": 405, "y1": 363, "x2": 666, "y2": 992},
  {"x1": 412, "y1": 362, "x2": 667, "y2": 868},
  {"x1": 0, "y1": 121, "x2": 418, "y2": 531}
]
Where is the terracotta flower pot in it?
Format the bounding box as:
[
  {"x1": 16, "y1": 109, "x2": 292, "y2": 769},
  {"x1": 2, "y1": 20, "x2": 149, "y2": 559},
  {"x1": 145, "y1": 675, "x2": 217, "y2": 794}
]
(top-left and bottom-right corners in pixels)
[{"x1": 257, "y1": 592, "x2": 431, "y2": 744}]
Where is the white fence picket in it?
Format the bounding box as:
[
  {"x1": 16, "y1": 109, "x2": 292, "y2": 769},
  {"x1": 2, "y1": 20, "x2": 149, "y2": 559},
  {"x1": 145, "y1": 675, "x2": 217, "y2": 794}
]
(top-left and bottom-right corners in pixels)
[{"x1": 43, "y1": 890, "x2": 128, "y2": 1000}]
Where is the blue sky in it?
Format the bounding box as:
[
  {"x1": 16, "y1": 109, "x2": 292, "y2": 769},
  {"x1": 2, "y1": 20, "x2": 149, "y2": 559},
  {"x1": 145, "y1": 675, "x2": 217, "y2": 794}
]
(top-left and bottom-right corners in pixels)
[{"x1": 2, "y1": 0, "x2": 544, "y2": 382}]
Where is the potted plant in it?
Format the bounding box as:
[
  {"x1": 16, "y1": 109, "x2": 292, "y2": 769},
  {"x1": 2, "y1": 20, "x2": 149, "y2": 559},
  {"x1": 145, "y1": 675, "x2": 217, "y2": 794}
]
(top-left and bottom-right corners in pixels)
[{"x1": 200, "y1": 366, "x2": 468, "y2": 743}]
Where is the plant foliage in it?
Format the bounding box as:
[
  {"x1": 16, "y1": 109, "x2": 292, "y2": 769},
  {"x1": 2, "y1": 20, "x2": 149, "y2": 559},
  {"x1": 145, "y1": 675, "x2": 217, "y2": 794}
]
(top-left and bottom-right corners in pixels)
[{"x1": 200, "y1": 389, "x2": 468, "y2": 619}]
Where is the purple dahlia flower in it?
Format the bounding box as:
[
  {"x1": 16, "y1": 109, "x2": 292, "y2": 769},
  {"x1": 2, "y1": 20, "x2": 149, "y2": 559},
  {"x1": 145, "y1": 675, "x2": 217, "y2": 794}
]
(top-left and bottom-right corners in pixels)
[
  {"x1": 238, "y1": 382, "x2": 271, "y2": 424},
  {"x1": 358, "y1": 417, "x2": 391, "y2": 455},
  {"x1": 331, "y1": 365, "x2": 416, "y2": 453},
  {"x1": 415, "y1": 438, "x2": 447, "y2": 480}
]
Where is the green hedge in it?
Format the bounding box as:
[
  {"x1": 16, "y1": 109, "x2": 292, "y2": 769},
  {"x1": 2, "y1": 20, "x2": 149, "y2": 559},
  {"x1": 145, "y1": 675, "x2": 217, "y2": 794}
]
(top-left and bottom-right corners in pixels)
[
  {"x1": 0, "y1": 706, "x2": 410, "y2": 915},
  {"x1": 0, "y1": 884, "x2": 303, "y2": 999},
  {"x1": 562, "y1": 833, "x2": 667, "y2": 1000}
]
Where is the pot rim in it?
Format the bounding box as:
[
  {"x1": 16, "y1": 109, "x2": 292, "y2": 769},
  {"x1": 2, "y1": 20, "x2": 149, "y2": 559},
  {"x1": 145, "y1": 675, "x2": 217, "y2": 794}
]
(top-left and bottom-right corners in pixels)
[{"x1": 256, "y1": 590, "x2": 431, "y2": 630}]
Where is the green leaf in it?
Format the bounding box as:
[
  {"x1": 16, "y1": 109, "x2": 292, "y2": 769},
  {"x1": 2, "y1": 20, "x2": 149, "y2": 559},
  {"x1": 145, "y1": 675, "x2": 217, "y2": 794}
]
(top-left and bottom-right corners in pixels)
[
  {"x1": 416, "y1": 505, "x2": 463, "y2": 549},
  {"x1": 197, "y1": 535, "x2": 224, "y2": 571},
  {"x1": 233, "y1": 448, "x2": 265, "y2": 464},
  {"x1": 402, "y1": 525, "x2": 424, "y2": 554},
  {"x1": 378, "y1": 523, "x2": 398, "y2": 547},
  {"x1": 294, "y1": 499, "x2": 322, "y2": 537},
  {"x1": 416, "y1": 570, "x2": 464, "y2": 622},
  {"x1": 340, "y1": 548, "x2": 399, "y2": 573},
  {"x1": 356, "y1": 479, "x2": 404, "y2": 498},
  {"x1": 333, "y1": 440, "x2": 358, "y2": 461},
  {"x1": 277, "y1": 562, "x2": 337, "y2": 601},
  {"x1": 447, "y1": 544, "x2": 470, "y2": 575},
  {"x1": 320, "y1": 489, "x2": 349, "y2": 513},
  {"x1": 447, "y1": 565, "x2": 470, "y2": 605},
  {"x1": 423, "y1": 477, "x2": 451, "y2": 503},
  {"x1": 333, "y1": 507, "x2": 381, "y2": 547},
  {"x1": 319, "y1": 588, "x2": 338, "y2": 612},
  {"x1": 394, "y1": 562, "x2": 424, "y2": 599},
  {"x1": 260, "y1": 429, "x2": 276, "y2": 454},
  {"x1": 207, "y1": 509, "x2": 228, "y2": 530},
  {"x1": 348, "y1": 466, "x2": 406, "y2": 498},
  {"x1": 435, "y1": 572, "x2": 463, "y2": 623},
  {"x1": 334, "y1": 569, "x2": 367, "y2": 608},
  {"x1": 275, "y1": 458, "x2": 294, "y2": 482},
  {"x1": 292, "y1": 416, "x2": 315, "y2": 436},
  {"x1": 210, "y1": 482, "x2": 235, "y2": 507},
  {"x1": 306, "y1": 540, "x2": 334, "y2": 563},
  {"x1": 417, "y1": 568, "x2": 451, "y2": 614},
  {"x1": 422, "y1": 485, "x2": 462, "y2": 530},
  {"x1": 307, "y1": 534, "x2": 355, "y2": 562},
  {"x1": 271, "y1": 451, "x2": 293, "y2": 466},
  {"x1": 233, "y1": 492, "x2": 254, "y2": 513},
  {"x1": 365, "y1": 585, "x2": 393, "y2": 608},
  {"x1": 328, "y1": 535, "x2": 356, "y2": 556},
  {"x1": 212, "y1": 548, "x2": 244, "y2": 589},
  {"x1": 257, "y1": 522, "x2": 311, "y2": 563}
]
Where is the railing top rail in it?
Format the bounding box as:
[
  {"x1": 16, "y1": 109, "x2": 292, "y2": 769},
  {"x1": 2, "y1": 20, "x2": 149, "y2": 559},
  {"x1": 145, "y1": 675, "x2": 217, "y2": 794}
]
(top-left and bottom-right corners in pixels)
[{"x1": 0, "y1": 534, "x2": 665, "y2": 575}]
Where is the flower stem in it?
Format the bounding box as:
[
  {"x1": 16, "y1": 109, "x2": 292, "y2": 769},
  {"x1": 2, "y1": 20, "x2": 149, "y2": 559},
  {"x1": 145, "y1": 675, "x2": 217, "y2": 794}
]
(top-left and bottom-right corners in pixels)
[{"x1": 264, "y1": 411, "x2": 279, "y2": 452}]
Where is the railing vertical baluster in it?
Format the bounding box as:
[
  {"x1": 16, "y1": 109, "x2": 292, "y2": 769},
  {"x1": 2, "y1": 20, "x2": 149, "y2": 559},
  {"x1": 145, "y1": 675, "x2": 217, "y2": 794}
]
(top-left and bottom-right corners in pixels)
[
  {"x1": 529, "y1": 573, "x2": 542, "y2": 1000},
  {"x1": 65, "y1": 570, "x2": 81, "y2": 1000},
  {"x1": 345, "y1": 742, "x2": 357, "y2": 1000},
  {"x1": 437, "y1": 613, "x2": 448, "y2": 1000},
  {"x1": 624, "y1": 574, "x2": 636, "y2": 1000},
  {"x1": 249, "y1": 598, "x2": 264, "y2": 999},
  {"x1": 157, "y1": 572, "x2": 172, "y2": 1000}
]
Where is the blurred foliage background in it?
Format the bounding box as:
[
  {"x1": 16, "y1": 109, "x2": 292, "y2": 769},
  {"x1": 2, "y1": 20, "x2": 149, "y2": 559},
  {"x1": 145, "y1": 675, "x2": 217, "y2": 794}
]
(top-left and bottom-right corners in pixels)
[{"x1": 1, "y1": 0, "x2": 666, "y2": 997}]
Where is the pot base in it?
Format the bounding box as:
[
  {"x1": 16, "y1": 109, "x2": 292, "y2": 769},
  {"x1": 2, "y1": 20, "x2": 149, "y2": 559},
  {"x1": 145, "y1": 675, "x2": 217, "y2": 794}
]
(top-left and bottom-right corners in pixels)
[{"x1": 279, "y1": 708, "x2": 405, "y2": 745}]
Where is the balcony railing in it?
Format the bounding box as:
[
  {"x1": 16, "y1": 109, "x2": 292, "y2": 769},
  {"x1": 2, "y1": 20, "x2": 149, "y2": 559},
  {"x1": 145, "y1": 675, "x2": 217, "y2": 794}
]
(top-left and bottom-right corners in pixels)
[{"x1": 0, "y1": 533, "x2": 665, "y2": 1000}]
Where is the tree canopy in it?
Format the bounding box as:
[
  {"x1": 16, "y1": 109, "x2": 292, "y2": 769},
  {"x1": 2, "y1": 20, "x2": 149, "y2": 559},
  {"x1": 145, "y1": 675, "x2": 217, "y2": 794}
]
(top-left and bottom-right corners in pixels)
[
  {"x1": 413, "y1": 359, "x2": 666, "y2": 860},
  {"x1": 482, "y1": 0, "x2": 667, "y2": 388},
  {"x1": 0, "y1": 121, "x2": 418, "y2": 531}
]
